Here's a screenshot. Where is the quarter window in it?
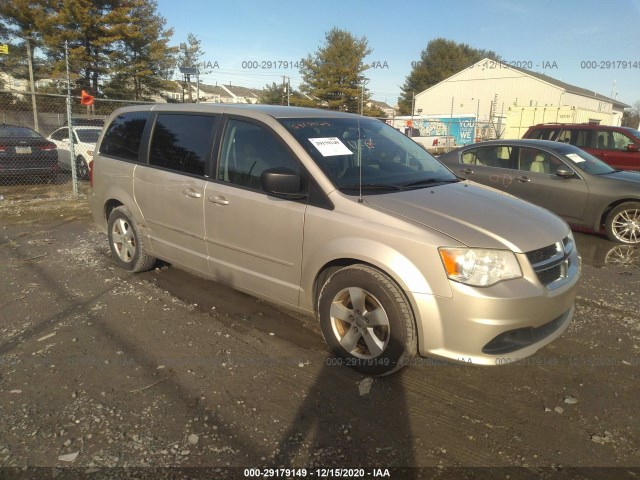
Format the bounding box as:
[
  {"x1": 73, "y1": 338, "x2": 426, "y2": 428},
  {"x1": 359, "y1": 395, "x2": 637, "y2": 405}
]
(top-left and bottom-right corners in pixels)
[
  {"x1": 149, "y1": 114, "x2": 215, "y2": 176},
  {"x1": 99, "y1": 111, "x2": 149, "y2": 162}
]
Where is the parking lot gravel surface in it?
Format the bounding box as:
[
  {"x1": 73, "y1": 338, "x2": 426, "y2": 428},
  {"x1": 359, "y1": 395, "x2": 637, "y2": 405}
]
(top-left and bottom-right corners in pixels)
[{"x1": 0, "y1": 195, "x2": 638, "y2": 479}]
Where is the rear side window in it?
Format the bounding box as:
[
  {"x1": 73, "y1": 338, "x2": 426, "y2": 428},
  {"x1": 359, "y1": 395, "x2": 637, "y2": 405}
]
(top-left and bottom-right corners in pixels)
[
  {"x1": 461, "y1": 149, "x2": 478, "y2": 164},
  {"x1": 574, "y1": 130, "x2": 591, "y2": 147},
  {"x1": 474, "y1": 146, "x2": 512, "y2": 168},
  {"x1": 50, "y1": 128, "x2": 68, "y2": 141},
  {"x1": 149, "y1": 114, "x2": 216, "y2": 176},
  {"x1": 557, "y1": 130, "x2": 572, "y2": 143},
  {"x1": 99, "y1": 111, "x2": 149, "y2": 161},
  {"x1": 527, "y1": 128, "x2": 558, "y2": 140}
]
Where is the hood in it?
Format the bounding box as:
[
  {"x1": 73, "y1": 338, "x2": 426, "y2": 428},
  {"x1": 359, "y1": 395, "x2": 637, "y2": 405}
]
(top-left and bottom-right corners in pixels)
[
  {"x1": 604, "y1": 170, "x2": 640, "y2": 183},
  {"x1": 364, "y1": 181, "x2": 570, "y2": 252}
]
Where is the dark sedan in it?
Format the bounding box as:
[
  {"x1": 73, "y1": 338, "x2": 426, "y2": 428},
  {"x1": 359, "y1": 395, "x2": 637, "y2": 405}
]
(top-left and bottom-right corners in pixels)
[
  {"x1": 0, "y1": 124, "x2": 59, "y2": 183},
  {"x1": 439, "y1": 139, "x2": 640, "y2": 244}
]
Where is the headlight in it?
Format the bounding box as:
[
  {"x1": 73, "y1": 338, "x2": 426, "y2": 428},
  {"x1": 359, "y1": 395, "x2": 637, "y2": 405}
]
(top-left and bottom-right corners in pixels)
[{"x1": 438, "y1": 247, "x2": 522, "y2": 287}]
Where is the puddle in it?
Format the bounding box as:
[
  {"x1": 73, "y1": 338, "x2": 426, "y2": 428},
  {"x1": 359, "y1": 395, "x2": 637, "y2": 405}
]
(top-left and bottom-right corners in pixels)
[
  {"x1": 139, "y1": 267, "x2": 327, "y2": 352},
  {"x1": 574, "y1": 232, "x2": 639, "y2": 269}
]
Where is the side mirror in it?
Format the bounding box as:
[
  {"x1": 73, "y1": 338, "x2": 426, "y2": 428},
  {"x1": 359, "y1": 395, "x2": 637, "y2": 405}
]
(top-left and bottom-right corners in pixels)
[
  {"x1": 261, "y1": 168, "x2": 306, "y2": 199},
  {"x1": 556, "y1": 168, "x2": 575, "y2": 178},
  {"x1": 627, "y1": 144, "x2": 639, "y2": 152}
]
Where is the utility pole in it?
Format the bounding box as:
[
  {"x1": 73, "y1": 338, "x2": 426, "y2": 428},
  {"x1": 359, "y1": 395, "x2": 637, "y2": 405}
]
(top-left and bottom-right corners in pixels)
[
  {"x1": 25, "y1": 36, "x2": 39, "y2": 132},
  {"x1": 410, "y1": 91, "x2": 415, "y2": 130},
  {"x1": 360, "y1": 78, "x2": 369, "y2": 116},
  {"x1": 282, "y1": 76, "x2": 286, "y2": 105}
]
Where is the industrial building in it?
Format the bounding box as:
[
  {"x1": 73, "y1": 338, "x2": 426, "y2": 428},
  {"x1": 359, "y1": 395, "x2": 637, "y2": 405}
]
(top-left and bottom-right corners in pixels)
[{"x1": 411, "y1": 58, "x2": 629, "y2": 141}]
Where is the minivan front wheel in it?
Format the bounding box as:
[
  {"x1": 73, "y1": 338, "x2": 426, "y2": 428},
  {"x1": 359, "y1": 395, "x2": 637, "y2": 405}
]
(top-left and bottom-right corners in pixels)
[
  {"x1": 107, "y1": 207, "x2": 156, "y2": 272},
  {"x1": 318, "y1": 265, "x2": 417, "y2": 375},
  {"x1": 605, "y1": 202, "x2": 640, "y2": 244}
]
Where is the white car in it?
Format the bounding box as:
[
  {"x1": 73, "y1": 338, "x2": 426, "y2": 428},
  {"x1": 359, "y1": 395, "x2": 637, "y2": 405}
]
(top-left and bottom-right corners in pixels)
[{"x1": 48, "y1": 126, "x2": 102, "y2": 180}]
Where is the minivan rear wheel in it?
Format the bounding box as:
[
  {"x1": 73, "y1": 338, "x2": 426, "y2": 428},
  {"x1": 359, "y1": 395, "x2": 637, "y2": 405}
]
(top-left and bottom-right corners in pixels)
[
  {"x1": 318, "y1": 265, "x2": 417, "y2": 376},
  {"x1": 107, "y1": 206, "x2": 156, "y2": 272},
  {"x1": 75, "y1": 155, "x2": 89, "y2": 181},
  {"x1": 605, "y1": 202, "x2": 640, "y2": 244}
]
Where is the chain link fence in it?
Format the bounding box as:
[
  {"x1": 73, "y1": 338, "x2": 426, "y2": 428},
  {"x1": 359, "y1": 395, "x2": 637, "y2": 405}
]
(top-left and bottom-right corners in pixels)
[
  {"x1": 385, "y1": 116, "x2": 499, "y2": 155},
  {"x1": 0, "y1": 89, "x2": 152, "y2": 202}
]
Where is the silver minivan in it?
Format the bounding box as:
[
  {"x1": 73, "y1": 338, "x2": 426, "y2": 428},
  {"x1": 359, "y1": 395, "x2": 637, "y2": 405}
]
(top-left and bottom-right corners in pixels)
[{"x1": 90, "y1": 104, "x2": 580, "y2": 375}]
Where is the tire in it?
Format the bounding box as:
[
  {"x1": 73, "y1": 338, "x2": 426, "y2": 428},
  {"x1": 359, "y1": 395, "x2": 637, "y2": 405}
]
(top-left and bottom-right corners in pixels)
[
  {"x1": 605, "y1": 202, "x2": 640, "y2": 244},
  {"x1": 318, "y1": 265, "x2": 417, "y2": 376},
  {"x1": 107, "y1": 206, "x2": 156, "y2": 272},
  {"x1": 75, "y1": 156, "x2": 89, "y2": 181}
]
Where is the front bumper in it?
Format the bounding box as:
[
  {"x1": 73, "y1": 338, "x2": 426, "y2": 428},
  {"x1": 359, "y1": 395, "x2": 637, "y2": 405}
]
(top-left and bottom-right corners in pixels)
[{"x1": 412, "y1": 250, "x2": 580, "y2": 365}]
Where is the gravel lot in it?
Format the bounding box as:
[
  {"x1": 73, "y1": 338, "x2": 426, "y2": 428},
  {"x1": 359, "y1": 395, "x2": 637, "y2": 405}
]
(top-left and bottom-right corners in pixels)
[{"x1": 0, "y1": 194, "x2": 638, "y2": 479}]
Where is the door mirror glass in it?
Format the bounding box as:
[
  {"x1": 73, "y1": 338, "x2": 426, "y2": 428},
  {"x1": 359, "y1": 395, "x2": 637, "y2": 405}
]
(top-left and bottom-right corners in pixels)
[{"x1": 627, "y1": 143, "x2": 639, "y2": 152}]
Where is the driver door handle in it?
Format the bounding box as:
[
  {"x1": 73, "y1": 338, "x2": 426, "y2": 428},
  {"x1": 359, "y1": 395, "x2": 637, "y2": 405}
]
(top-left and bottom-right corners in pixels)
[
  {"x1": 515, "y1": 176, "x2": 530, "y2": 183},
  {"x1": 460, "y1": 168, "x2": 473, "y2": 175},
  {"x1": 182, "y1": 188, "x2": 202, "y2": 198}
]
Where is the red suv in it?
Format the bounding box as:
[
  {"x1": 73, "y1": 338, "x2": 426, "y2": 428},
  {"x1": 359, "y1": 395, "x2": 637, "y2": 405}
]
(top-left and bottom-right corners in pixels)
[{"x1": 523, "y1": 123, "x2": 640, "y2": 171}]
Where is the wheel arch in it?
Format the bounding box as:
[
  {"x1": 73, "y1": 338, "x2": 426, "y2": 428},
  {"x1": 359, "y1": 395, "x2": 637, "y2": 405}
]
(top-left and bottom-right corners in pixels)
[
  {"x1": 597, "y1": 197, "x2": 640, "y2": 231},
  {"x1": 312, "y1": 257, "x2": 430, "y2": 347},
  {"x1": 104, "y1": 199, "x2": 124, "y2": 223}
]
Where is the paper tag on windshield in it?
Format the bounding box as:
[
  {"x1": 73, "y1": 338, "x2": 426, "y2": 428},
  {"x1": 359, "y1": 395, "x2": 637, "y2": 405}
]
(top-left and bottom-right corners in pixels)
[
  {"x1": 565, "y1": 153, "x2": 586, "y2": 163},
  {"x1": 308, "y1": 137, "x2": 353, "y2": 156}
]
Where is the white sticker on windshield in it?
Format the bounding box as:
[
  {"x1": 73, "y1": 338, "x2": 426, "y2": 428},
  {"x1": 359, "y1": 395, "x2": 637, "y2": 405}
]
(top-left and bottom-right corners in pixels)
[
  {"x1": 308, "y1": 137, "x2": 353, "y2": 156},
  {"x1": 565, "y1": 153, "x2": 586, "y2": 163}
]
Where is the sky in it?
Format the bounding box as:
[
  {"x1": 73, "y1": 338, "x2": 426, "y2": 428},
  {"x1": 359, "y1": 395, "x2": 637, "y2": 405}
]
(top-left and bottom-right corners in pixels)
[{"x1": 155, "y1": 0, "x2": 640, "y2": 108}]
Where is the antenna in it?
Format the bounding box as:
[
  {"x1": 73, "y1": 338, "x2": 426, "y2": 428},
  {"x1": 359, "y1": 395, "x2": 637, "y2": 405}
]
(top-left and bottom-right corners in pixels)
[{"x1": 358, "y1": 117, "x2": 363, "y2": 203}]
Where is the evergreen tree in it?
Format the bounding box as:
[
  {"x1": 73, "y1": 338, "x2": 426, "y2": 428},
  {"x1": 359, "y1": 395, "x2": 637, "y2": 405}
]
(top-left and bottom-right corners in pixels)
[
  {"x1": 37, "y1": 0, "x2": 131, "y2": 95},
  {"x1": 398, "y1": 38, "x2": 499, "y2": 114},
  {"x1": 258, "y1": 82, "x2": 320, "y2": 108},
  {"x1": 0, "y1": 0, "x2": 50, "y2": 90},
  {"x1": 299, "y1": 28, "x2": 371, "y2": 113},
  {"x1": 259, "y1": 81, "x2": 288, "y2": 105},
  {"x1": 105, "y1": 0, "x2": 176, "y2": 100}
]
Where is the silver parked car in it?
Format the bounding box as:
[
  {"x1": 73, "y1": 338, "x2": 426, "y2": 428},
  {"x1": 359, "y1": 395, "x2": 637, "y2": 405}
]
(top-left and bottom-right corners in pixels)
[
  {"x1": 89, "y1": 105, "x2": 580, "y2": 375},
  {"x1": 439, "y1": 139, "x2": 640, "y2": 244}
]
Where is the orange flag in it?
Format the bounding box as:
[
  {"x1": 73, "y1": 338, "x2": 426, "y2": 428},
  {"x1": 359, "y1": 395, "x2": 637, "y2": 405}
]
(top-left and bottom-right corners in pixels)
[{"x1": 81, "y1": 90, "x2": 94, "y2": 106}]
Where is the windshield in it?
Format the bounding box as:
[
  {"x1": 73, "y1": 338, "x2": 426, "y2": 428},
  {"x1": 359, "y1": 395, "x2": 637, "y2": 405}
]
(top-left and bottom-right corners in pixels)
[
  {"x1": 622, "y1": 127, "x2": 640, "y2": 141},
  {"x1": 76, "y1": 128, "x2": 101, "y2": 143},
  {"x1": 279, "y1": 116, "x2": 457, "y2": 194},
  {"x1": 556, "y1": 144, "x2": 615, "y2": 175}
]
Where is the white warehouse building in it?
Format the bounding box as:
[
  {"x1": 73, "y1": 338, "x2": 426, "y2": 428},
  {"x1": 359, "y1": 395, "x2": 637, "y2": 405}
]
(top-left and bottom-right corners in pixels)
[{"x1": 412, "y1": 58, "x2": 629, "y2": 140}]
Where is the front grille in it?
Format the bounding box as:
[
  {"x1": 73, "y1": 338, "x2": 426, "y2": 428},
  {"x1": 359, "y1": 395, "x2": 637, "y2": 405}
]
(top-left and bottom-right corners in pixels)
[
  {"x1": 526, "y1": 237, "x2": 574, "y2": 289},
  {"x1": 526, "y1": 244, "x2": 560, "y2": 265},
  {"x1": 536, "y1": 264, "x2": 563, "y2": 285}
]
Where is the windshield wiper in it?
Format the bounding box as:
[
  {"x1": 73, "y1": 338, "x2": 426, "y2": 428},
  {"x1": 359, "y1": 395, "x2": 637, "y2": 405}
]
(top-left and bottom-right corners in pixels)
[
  {"x1": 401, "y1": 178, "x2": 459, "y2": 188},
  {"x1": 339, "y1": 183, "x2": 404, "y2": 191}
]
